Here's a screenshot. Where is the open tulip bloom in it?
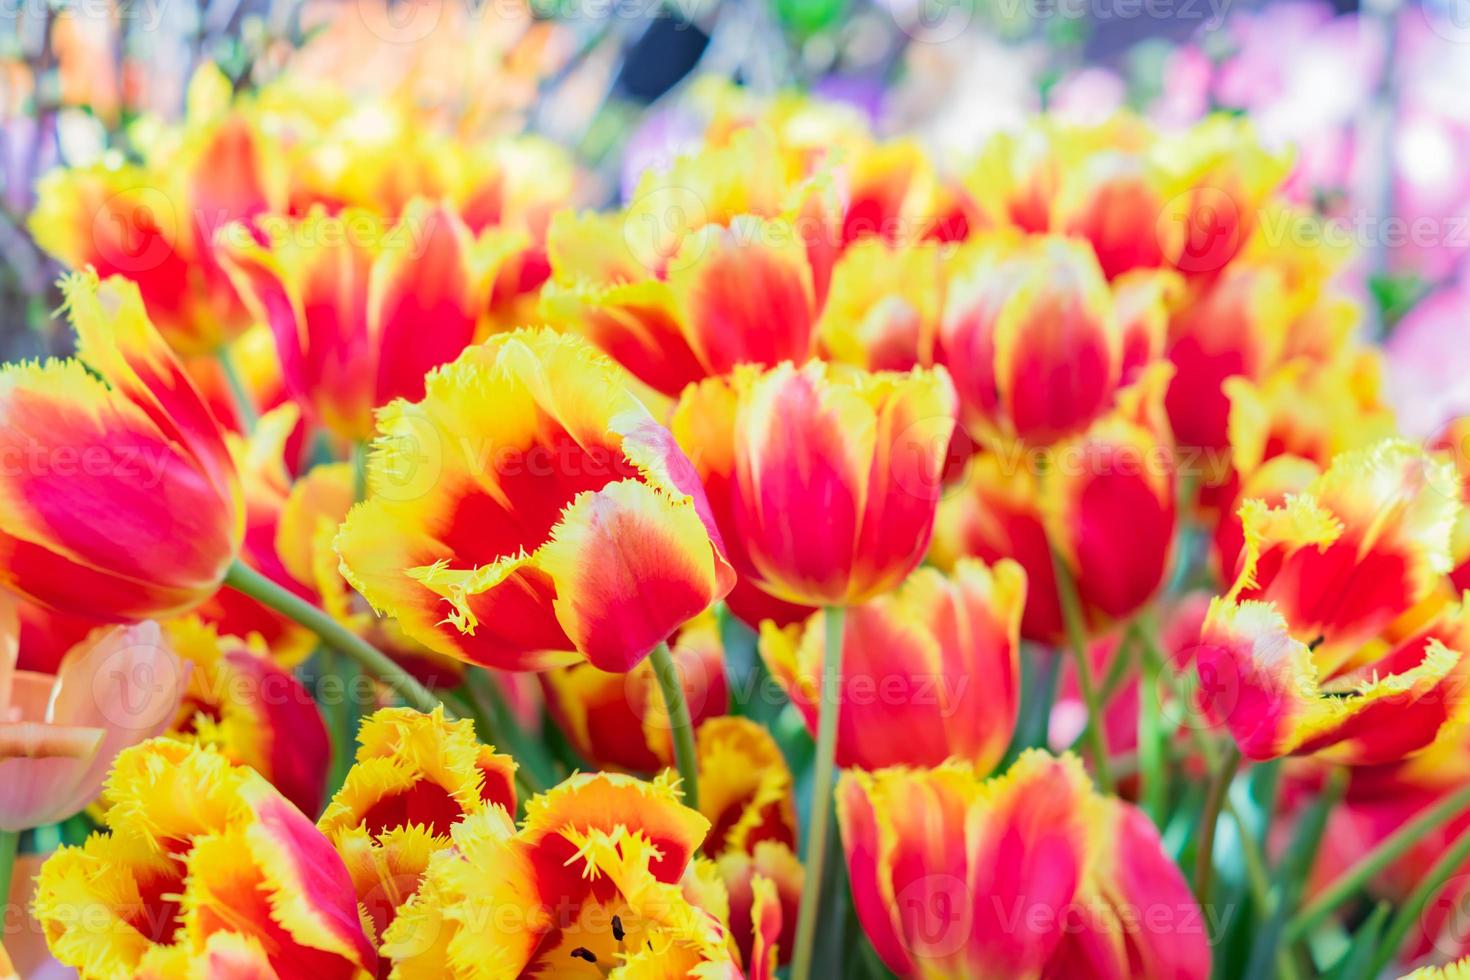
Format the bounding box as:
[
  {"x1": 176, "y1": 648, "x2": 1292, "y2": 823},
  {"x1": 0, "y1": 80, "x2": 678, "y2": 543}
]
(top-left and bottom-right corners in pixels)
[{"x1": 12, "y1": 57, "x2": 1470, "y2": 980}]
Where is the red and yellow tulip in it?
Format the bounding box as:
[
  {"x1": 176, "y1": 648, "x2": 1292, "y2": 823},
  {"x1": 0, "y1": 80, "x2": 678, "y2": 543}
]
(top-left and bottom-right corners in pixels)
[
  {"x1": 1198, "y1": 440, "x2": 1470, "y2": 763},
  {"x1": 759, "y1": 557, "x2": 1024, "y2": 771},
  {"x1": 0, "y1": 273, "x2": 243, "y2": 622},
  {"x1": 162, "y1": 616, "x2": 331, "y2": 818},
  {"x1": 335, "y1": 329, "x2": 734, "y2": 673},
  {"x1": 838, "y1": 751, "x2": 1209, "y2": 980},
  {"x1": 694, "y1": 717, "x2": 804, "y2": 972},
  {"x1": 317, "y1": 707, "x2": 517, "y2": 957},
  {"x1": 544, "y1": 129, "x2": 838, "y2": 396},
  {"x1": 219, "y1": 201, "x2": 509, "y2": 443},
  {"x1": 932, "y1": 366, "x2": 1177, "y2": 644},
  {"x1": 542, "y1": 611, "x2": 728, "y2": 772},
  {"x1": 382, "y1": 770, "x2": 737, "y2": 977},
  {"x1": 33, "y1": 739, "x2": 376, "y2": 979},
  {"x1": 29, "y1": 67, "x2": 285, "y2": 355},
  {"x1": 671, "y1": 359, "x2": 955, "y2": 610}
]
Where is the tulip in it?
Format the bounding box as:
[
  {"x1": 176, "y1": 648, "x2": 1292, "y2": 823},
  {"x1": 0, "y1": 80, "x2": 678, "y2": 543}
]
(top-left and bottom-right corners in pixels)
[
  {"x1": 28, "y1": 66, "x2": 283, "y2": 354},
  {"x1": 336, "y1": 328, "x2": 734, "y2": 673},
  {"x1": 932, "y1": 366, "x2": 1176, "y2": 645},
  {"x1": 815, "y1": 239, "x2": 945, "y2": 373},
  {"x1": 382, "y1": 771, "x2": 736, "y2": 977},
  {"x1": 1198, "y1": 440, "x2": 1470, "y2": 764},
  {"x1": 162, "y1": 616, "x2": 330, "y2": 817},
  {"x1": 33, "y1": 739, "x2": 376, "y2": 979},
  {"x1": 936, "y1": 235, "x2": 1138, "y2": 448},
  {"x1": 541, "y1": 612, "x2": 728, "y2": 773},
  {"x1": 0, "y1": 273, "x2": 242, "y2": 621},
  {"x1": 544, "y1": 129, "x2": 837, "y2": 396},
  {"x1": 695, "y1": 717, "x2": 805, "y2": 971},
  {"x1": 837, "y1": 751, "x2": 1210, "y2": 980},
  {"x1": 1402, "y1": 957, "x2": 1470, "y2": 979},
  {"x1": 218, "y1": 201, "x2": 506, "y2": 443},
  {"x1": 960, "y1": 116, "x2": 1156, "y2": 241},
  {"x1": 0, "y1": 603, "x2": 185, "y2": 832},
  {"x1": 0, "y1": 940, "x2": 12, "y2": 980},
  {"x1": 759, "y1": 557, "x2": 1024, "y2": 771},
  {"x1": 318, "y1": 707, "x2": 517, "y2": 957},
  {"x1": 1151, "y1": 116, "x2": 1290, "y2": 278},
  {"x1": 671, "y1": 360, "x2": 955, "y2": 609},
  {"x1": 671, "y1": 357, "x2": 954, "y2": 979}
]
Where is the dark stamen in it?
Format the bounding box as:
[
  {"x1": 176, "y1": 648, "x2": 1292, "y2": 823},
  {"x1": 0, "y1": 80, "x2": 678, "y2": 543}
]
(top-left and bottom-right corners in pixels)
[
  {"x1": 570, "y1": 947, "x2": 597, "y2": 963},
  {"x1": 612, "y1": 915, "x2": 625, "y2": 942}
]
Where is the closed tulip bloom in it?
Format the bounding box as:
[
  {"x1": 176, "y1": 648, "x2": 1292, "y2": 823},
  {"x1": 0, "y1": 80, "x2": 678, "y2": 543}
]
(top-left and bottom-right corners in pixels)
[
  {"x1": 933, "y1": 368, "x2": 1176, "y2": 644},
  {"x1": 1042, "y1": 364, "x2": 1178, "y2": 626},
  {"x1": 544, "y1": 129, "x2": 836, "y2": 396},
  {"x1": 671, "y1": 360, "x2": 956, "y2": 608},
  {"x1": 0, "y1": 604, "x2": 185, "y2": 832},
  {"x1": 936, "y1": 235, "x2": 1123, "y2": 448},
  {"x1": 759, "y1": 558, "x2": 1024, "y2": 771},
  {"x1": 0, "y1": 273, "x2": 243, "y2": 622},
  {"x1": 163, "y1": 616, "x2": 330, "y2": 817},
  {"x1": 219, "y1": 201, "x2": 506, "y2": 443},
  {"x1": 542, "y1": 612, "x2": 728, "y2": 773},
  {"x1": 1198, "y1": 440, "x2": 1470, "y2": 764},
  {"x1": 837, "y1": 752, "x2": 1209, "y2": 980},
  {"x1": 336, "y1": 329, "x2": 734, "y2": 673},
  {"x1": 1151, "y1": 117, "x2": 1290, "y2": 278},
  {"x1": 33, "y1": 739, "x2": 376, "y2": 979}
]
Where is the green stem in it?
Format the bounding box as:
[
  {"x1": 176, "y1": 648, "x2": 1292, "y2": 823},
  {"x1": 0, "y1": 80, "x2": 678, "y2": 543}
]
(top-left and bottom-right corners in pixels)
[
  {"x1": 1288, "y1": 778, "x2": 1470, "y2": 941},
  {"x1": 1372, "y1": 821, "x2": 1470, "y2": 975},
  {"x1": 790, "y1": 606, "x2": 846, "y2": 980},
  {"x1": 0, "y1": 828, "x2": 17, "y2": 912},
  {"x1": 1049, "y1": 545, "x2": 1112, "y2": 792},
  {"x1": 223, "y1": 560, "x2": 443, "y2": 715},
  {"x1": 650, "y1": 641, "x2": 700, "y2": 810},
  {"x1": 1194, "y1": 744, "x2": 1240, "y2": 910},
  {"x1": 215, "y1": 344, "x2": 258, "y2": 430},
  {"x1": 352, "y1": 441, "x2": 369, "y2": 501},
  {"x1": 1139, "y1": 641, "x2": 1168, "y2": 826}
]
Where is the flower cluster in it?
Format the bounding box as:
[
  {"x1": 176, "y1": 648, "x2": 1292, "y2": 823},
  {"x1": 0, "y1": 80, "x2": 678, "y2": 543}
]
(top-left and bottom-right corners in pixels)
[{"x1": 4, "y1": 33, "x2": 1470, "y2": 980}]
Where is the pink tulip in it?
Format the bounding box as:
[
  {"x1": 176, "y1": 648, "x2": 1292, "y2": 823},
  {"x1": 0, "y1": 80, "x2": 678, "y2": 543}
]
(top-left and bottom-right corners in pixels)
[{"x1": 0, "y1": 595, "x2": 186, "y2": 831}]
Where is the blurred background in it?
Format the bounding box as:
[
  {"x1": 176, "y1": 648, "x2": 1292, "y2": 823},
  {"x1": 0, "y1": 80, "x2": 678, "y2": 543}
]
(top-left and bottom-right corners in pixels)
[{"x1": 3, "y1": 0, "x2": 1468, "y2": 427}]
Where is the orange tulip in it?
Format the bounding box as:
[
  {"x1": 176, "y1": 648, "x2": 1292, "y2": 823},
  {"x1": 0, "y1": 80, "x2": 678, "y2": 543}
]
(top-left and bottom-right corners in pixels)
[
  {"x1": 336, "y1": 329, "x2": 734, "y2": 672},
  {"x1": 759, "y1": 558, "x2": 1024, "y2": 771},
  {"x1": 0, "y1": 273, "x2": 242, "y2": 622},
  {"x1": 33, "y1": 739, "x2": 376, "y2": 979},
  {"x1": 671, "y1": 360, "x2": 955, "y2": 608},
  {"x1": 0, "y1": 599, "x2": 184, "y2": 832},
  {"x1": 838, "y1": 752, "x2": 1210, "y2": 980},
  {"x1": 1198, "y1": 440, "x2": 1470, "y2": 763}
]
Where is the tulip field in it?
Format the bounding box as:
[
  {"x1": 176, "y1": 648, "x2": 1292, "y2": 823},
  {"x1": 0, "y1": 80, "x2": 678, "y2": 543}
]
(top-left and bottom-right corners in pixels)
[{"x1": 2, "y1": 1, "x2": 1470, "y2": 978}]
